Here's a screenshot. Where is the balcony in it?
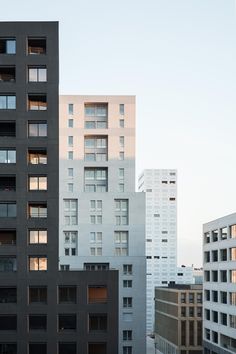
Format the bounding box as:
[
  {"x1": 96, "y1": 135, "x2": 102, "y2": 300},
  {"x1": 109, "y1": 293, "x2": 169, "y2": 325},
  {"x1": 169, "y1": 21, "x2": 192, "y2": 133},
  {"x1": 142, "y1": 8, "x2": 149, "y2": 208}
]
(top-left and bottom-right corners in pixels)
[
  {"x1": 0, "y1": 176, "x2": 15, "y2": 191},
  {"x1": 28, "y1": 149, "x2": 47, "y2": 165},
  {"x1": 0, "y1": 122, "x2": 15, "y2": 137},
  {"x1": 88, "y1": 286, "x2": 107, "y2": 304},
  {"x1": 28, "y1": 38, "x2": 46, "y2": 55},
  {"x1": 0, "y1": 67, "x2": 15, "y2": 82},
  {"x1": 28, "y1": 203, "x2": 47, "y2": 218},
  {"x1": 28, "y1": 95, "x2": 47, "y2": 111}
]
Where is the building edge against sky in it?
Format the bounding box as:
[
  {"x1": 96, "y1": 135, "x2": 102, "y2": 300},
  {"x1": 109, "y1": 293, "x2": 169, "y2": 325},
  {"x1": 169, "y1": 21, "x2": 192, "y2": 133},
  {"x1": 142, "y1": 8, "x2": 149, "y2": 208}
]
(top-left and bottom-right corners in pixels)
[{"x1": 59, "y1": 95, "x2": 146, "y2": 354}]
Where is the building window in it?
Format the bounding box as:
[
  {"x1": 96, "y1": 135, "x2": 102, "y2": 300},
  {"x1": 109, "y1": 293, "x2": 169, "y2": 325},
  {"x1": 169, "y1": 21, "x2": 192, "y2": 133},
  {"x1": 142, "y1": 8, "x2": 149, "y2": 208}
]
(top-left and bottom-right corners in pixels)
[
  {"x1": 0, "y1": 315, "x2": 17, "y2": 330},
  {"x1": 64, "y1": 199, "x2": 78, "y2": 225},
  {"x1": 58, "y1": 314, "x2": 76, "y2": 331},
  {"x1": 123, "y1": 297, "x2": 132, "y2": 308},
  {"x1": 29, "y1": 176, "x2": 47, "y2": 191},
  {"x1": 230, "y1": 292, "x2": 236, "y2": 305},
  {"x1": 68, "y1": 103, "x2": 74, "y2": 115},
  {"x1": 68, "y1": 151, "x2": 73, "y2": 160},
  {"x1": 29, "y1": 287, "x2": 47, "y2": 304},
  {"x1": 28, "y1": 122, "x2": 47, "y2": 137},
  {"x1": 90, "y1": 232, "x2": 102, "y2": 243},
  {"x1": 120, "y1": 136, "x2": 124, "y2": 147},
  {"x1": 89, "y1": 314, "x2": 107, "y2": 332},
  {"x1": 29, "y1": 230, "x2": 47, "y2": 244},
  {"x1": 90, "y1": 215, "x2": 102, "y2": 224},
  {"x1": 59, "y1": 343, "x2": 76, "y2": 354},
  {"x1": 68, "y1": 183, "x2": 73, "y2": 192},
  {"x1": 58, "y1": 286, "x2": 76, "y2": 304},
  {"x1": 29, "y1": 256, "x2": 47, "y2": 271},
  {"x1": 220, "y1": 270, "x2": 227, "y2": 282},
  {"x1": 221, "y1": 291, "x2": 227, "y2": 304},
  {"x1": 189, "y1": 293, "x2": 194, "y2": 304},
  {"x1": 120, "y1": 119, "x2": 124, "y2": 128},
  {"x1": 123, "y1": 280, "x2": 132, "y2": 288},
  {"x1": 220, "y1": 248, "x2": 227, "y2": 261},
  {"x1": 123, "y1": 264, "x2": 132, "y2": 275},
  {"x1": 220, "y1": 226, "x2": 227, "y2": 240},
  {"x1": 68, "y1": 168, "x2": 74, "y2": 177},
  {"x1": 90, "y1": 200, "x2": 102, "y2": 211},
  {"x1": 205, "y1": 309, "x2": 210, "y2": 320},
  {"x1": 212, "y1": 270, "x2": 218, "y2": 282},
  {"x1": 115, "y1": 199, "x2": 128, "y2": 225},
  {"x1": 68, "y1": 119, "x2": 74, "y2": 128},
  {"x1": 119, "y1": 183, "x2": 124, "y2": 192},
  {"x1": 205, "y1": 328, "x2": 210, "y2": 340},
  {"x1": 204, "y1": 232, "x2": 210, "y2": 244},
  {"x1": 28, "y1": 66, "x2": 47, "y2": 82},
  {"x1": 0, "y1": 149, "x2": 16, "y2": 163},
  {"x1": 119, "y1": 168, "x2": 124, "y2": 179},
  {"x1": 88, "y1": 286, "x2": 107, "y2": 304},
  {"x1": 181, "y1": 307, "x2": 186, "y2": 317},
  {"x1": 123, "y1": 347, "x2": 132, "y2": 354},
  {"x1": 0, "y1": 344, "x2": 17, "y2": 353},
  {"x1": 84, "y1": 168, "x2": 108, "y2": 192},
  {"x1": 197, "y1": 293, "x2": 202, "y2": 303},
  {"x1": 212, "y1": 229, "x2": 218, "y2": 242},
  {"x1": 84, "y1": 103, "x2": 108, "y2": 129},
  {"x1": 29, "y1": 343, "x2": 46, "y2": 354},
  {"x1": 189, "y1": 307, "x2": 194, "y2": 317},
  {"x1": 0, "y1": 203, "x2": 16, "y2": 217},
  {"x1": 84, "y1": 136, "x2": 108, "y2": 161},
  {"x1": 28, "y1": 37, "x2": 46, "y2": 55},
  {"x1": 119, "y1": 104, "x2": 125, "y2": 115},
  {"x1": 230, "y1": 248, "x2": 236, "y2": 261},
  {"x1": 221, "y1": 313, "x2": 227, "y2": 326},
  {"x1": 123, "y1": 330, "x2": 132, "y2": 341},
  {"x1": 0, "y1": 66, "x2": 15, "y2": 82},
  {"x1": 28, "y1": 203, "x2": 47, "y2": 218},
  {"x1": 0, "y1": 287, "x2": 16, "y2": 303},
  {"x1": 230, "y1": 270, "x2": 236, "y2": 283},
  {"x1": 90, "y1": 247, "x2": 102, "y2": 256},
  {"x1": 0, "y1": 95, "x2": 16, "y2": 109},
  {"x1": 0, "y1": 121, "x2": 15, "y2": 137},
  {"x1": 68, "y1": 136, "x2": 73, "y2": 146},
  {"x1": 28, "y1": 315, "x2": 47, "y2": 331},
  {"x1": 204, "y1": 271, "x2": 210, "y2": 282},
  {"x1": 28, "y1": 94, "x2": 47, "y2": 111},
  {"x1": 212, "y1": 290, "x2": 218, "y2": 302},
  {"x1": 119, "y1": 152, "x2": 124, "y2": 160},
  {"x1": 0, "y1": 257, "x2": 17, "y2": 272},
  {"x1": 28, "y1": 149, "x2": 47, "y2": 165},
  {"x1": 181, "y1": 293, "x2": 186, "y2": 303},
  {"x1": 0, "y1": 38, "x2": 16, "y2": 54},
  {"x1": 230, "y1": 224, "x2": 236, "y2": 238},
  {"x1": 115, "y1": 231, "x2": 128, "y2": 256}
]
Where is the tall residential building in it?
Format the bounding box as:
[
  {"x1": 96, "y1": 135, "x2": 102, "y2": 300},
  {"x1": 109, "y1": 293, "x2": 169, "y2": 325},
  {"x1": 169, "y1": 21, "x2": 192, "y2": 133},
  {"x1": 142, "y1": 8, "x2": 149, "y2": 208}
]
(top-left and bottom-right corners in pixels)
[
  {"x1": 138, "y1": 169, "x2": 177, "y2": 333},
  {"x1": 0, "y1": 22, "x2": 119, "y2": 354},
  {"x1": 59, "y1": 95, "x2": 146, "y2": 354},
  {"x1": 154, "y1": 284, "x2": 203, "y2": 354},
  {"x1": 203, "y1": 213, "x2": 236, "y2": 354}
]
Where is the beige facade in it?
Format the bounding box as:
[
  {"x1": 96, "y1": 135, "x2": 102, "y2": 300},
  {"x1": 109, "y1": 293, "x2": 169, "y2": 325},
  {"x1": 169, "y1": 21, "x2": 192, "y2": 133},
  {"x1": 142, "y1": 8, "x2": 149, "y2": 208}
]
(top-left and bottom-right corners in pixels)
[{"x1": 154, "y1": 285, "x2": 203, "y2": 354}]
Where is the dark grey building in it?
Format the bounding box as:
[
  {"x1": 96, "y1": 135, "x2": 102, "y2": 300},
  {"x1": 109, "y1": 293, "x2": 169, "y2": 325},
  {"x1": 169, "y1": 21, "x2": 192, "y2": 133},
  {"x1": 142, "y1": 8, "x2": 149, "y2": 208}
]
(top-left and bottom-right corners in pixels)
[{"x1": 0, "y1": 21, "x2": 118, "y2": 354}]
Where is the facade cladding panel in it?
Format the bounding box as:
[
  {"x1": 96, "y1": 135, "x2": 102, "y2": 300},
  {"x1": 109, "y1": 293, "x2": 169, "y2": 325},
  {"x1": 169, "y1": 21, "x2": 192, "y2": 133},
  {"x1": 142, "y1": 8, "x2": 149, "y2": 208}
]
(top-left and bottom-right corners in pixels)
[{"x1": 0, "y1": 22, "x2": 118, "y2": 353}]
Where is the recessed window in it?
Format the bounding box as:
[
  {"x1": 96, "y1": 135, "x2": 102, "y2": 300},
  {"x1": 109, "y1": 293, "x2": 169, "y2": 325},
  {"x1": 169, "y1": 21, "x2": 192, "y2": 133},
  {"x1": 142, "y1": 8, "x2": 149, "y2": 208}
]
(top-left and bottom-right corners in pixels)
[
  {"x1": 0, "y1": 315, "x2": 17, "y2": 330},
  {"x1": 68, "y1": 104, "x2": 74, "y2": 115},
  {"x1": 0, "y1": 203, "x2": 16, "y2": 217},
  {"x1": 29, "y1": 230, "x2": 47, "y2": 244},
  {"x1": 58, "y1": 286, "x2": 76, "y2": 304},
  {"x1": 28, "y1": 66, "x2": 47, "y2": 82},
  {"x1": 123, "y1": 346, "x2": 132, "y2": 354},
  {"x1": 115, "y1": 231, "x2": 128, "y2": 256},
  {"x1": 88, "y1": 286, "x2": 107, "y2": 304},
  {"x1": 28, "y1": 122, "x2": 47, "y2": 137},
  {"x1": 0, "y1": 38, "x2": 16, "y2": 54},
  {"x1": 84, "y1": 168, "x2": 108, "y2": 192},
  {"x1": 120, "y1": 136, "x2": 124, "y2": 147},
  {"x1": 29, "y1": 343, "x2": 46, "y2": 354},
  {"x1": 88, "y1": 343, "x2": 106, "y2": 354},
  {"x1": 58, "y1": 314, "x2": 76, "y2": 331},
  {"x1": 29, "y1": 287, "x2": 47, "y2": 304},
  {"x1": 230, "y1": 248, "x2": 236, "y2": 261},
  {"x1": 68, "y1": 136, "x2": 73, "y2": 146},
  {"x1": 89, "y1": 314, "x2": 107, "y2": 332},
  {"x1": 0, "y1": 287, "x2": 16, "y2": 303},
  {"x1": 28, "y1": 94, "x2": 47, "y2": 111},
  {"x1": 0, "y1": 257, "x2": 17, "y2": 272},
  {"x1": 0, "y1": 175, "x2": 15, "y2": 191},
  {"x1": 119, "y1": 152, "x2": 124, "y2": 160},
  {"x1": 0, "y1": 121, "x2": 15, "y2": 137},
  {"x1": 119, "y1": 104, "x2": 124, "y2": 115},
  {"x1": 28, "y1": 38, "x2": 46, "y2": 55},
  {"x1": 90, "y1": 247, "x2": 102, "y2": 256},
  {"x1": 64, "y1": 199, "x2": 78, "y2": 225},
  {"x1": 29, "y1": 256, "x2": 47, "y2": 271},
  {"x1": 28, "y1": 203, "x2": 47, "y2": 218},
  {"x1": 68, "y1": 183, "x2": 73, "y2": 192},
  {"x1": 212, "y1": 229, "x2": 218, "y2": 242},
  {"x1": 68, "y1": 119, "x2": 74, "y2": 128},
  {"x1": 68, "y1": 168, "x2": 73, "y2": 177},
  {"x1": 0, "y1": 95, "x2": 16, "y2": 110},
  {"x1": 29, "y1": 176, "x2": 47, "y2": 191},
  {"x1": 28, "y1": 149, "x2": 47, "y2": 165},
  {"x1": 90, "y1": 232, "x2": 102, "y2": 243},
  {"x1": 68, "y1": 151, "x2": 73, "y2": 160},
  {"x1": 119, "y1": 183, "x2": 124, "y2": 192},
  {"x1": 120, "y1": 119, "x2": 124, "y2": 128},
  {"x1": 84, "y1": 103, "x2": 108, "y2": 129},
  {"x1": 0, "y1": 344, "x2": 17, "y2": 353},
  {"x1": 0, "y1": 66, "x2": 15, "y2": 82},
  {"x1": 230, "y1": 225, "x2": 236, "y2": 238},
  {"x1": 123, "y1": 297, "x2": 132, "y2": 308},
  {"x1": 123, "y1": 330, "x2": 132, "y2": 341},
  {"x1": 28, "y1": 315, "x2": 47, "y2": 331},
  {"x1": 0, "y1": 230, "x2": 16, "y2": 245},
  {"x1": 123, "y1": 264, "x2": 132, "y2": 275},
  {"x1": 220, "y1": 227, "x2": 227, "y2": 240},
  {"x1": 59, "y1": 343, "x2": 76, "y2": 354}
]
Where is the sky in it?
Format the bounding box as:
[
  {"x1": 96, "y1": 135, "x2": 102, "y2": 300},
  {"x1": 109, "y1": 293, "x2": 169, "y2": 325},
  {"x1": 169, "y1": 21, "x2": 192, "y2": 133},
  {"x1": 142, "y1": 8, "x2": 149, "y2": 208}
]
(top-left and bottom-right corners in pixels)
[{"x1": 2, "y1": 0, "x2": 236, "y2": 266}]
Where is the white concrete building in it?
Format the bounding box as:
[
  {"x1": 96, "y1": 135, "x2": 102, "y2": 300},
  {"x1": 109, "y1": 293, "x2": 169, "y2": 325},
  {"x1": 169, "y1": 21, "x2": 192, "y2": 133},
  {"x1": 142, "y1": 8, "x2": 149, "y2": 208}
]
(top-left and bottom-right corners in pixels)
[
  {"x1": 59, "y1": 95, "x2": 146, "y2": 354},
  {"x1": 138, "y1": 169, "x2": 177, "y2": 333},
  {"x1": 176, "y1": 265, "x2": 194, "y2": 284},
  {"x1": 203, "y1": 213, "x2": 236, "y2": 353}
]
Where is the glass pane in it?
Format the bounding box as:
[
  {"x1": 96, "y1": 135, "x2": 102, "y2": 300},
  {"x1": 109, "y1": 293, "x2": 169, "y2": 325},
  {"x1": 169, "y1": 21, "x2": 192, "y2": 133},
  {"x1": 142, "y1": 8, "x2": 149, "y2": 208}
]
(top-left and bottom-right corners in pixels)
[
  {"x1": 85, "y1": 121, "x2": 95, "y2": 129},
  {"x1": 38, "y1": 124, "x2": 47, "y2": 137},
  {"x1": 90, "y1": 232, "x2": 95, "y2": 242},
  {"x1": 29, "y1": 68, "x2": 37, "y2": 82},
  {"x1": 8, "y1": 150, "x2": 16, "y2": 163},
  {"x1": 0, "y1": 151, "x2": 6, "y2": 163},
  {"x1": 85, "y1": 138, "x2": 95, "y2": 147},
  {"x1": 38, "y1": 68, "x2": 47, "y2": 82},
  {"x1": 0, "y1": 204, "x2": 7, "y2": 217},
  {"x1": 7, "y1": 96, "x2": 16, "y2": 109},
  {"x1": 39, "y1": 177, "x2": 47, "y2": 190},
  {"x1": 0, "y1": 96, "x2": 6, "y2": 109},
  {"x1": 7, "y1": 204, "x2": 16, "y2": 217},
  {"x1": 29, "y1": 177, "x2": 38, "y2": 190},
  {"x1": 29, "y1": 123, "x2": 38, "y2": 137},
  {"x1": 68, "y1": 104, "x2": 73, "y2": 115},
  {"x1": 85, "y1": 106, "x2": 95, "y2": 116},
  {"x1": 29, "y1": 231, "x2": 39, "y2": 243},
  {"x1": 30, "y1": 258, "x2": 38, "y2": 271},
  {"x1": 85, "y1": 153, "x2": 95, "y2": 161},
  {"x1": 39, "y1": 258, "x2": 47, "y2": 270},
  {"x1": 6, "y1": 40, "x2": 16, "y2": 54}
]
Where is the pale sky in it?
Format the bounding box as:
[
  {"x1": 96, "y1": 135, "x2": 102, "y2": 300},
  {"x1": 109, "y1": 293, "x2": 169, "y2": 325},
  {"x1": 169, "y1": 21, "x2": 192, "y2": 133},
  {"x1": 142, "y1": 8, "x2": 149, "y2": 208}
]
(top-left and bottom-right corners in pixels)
[{"x1": 3, "y1": 0, "x2": 236, "y2": 266}]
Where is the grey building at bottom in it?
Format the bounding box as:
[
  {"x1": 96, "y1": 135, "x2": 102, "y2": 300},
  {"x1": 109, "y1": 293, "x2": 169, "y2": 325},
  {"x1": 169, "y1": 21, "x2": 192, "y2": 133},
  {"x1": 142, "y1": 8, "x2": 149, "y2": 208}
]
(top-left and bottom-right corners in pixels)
[
  {"x1": 154, "y1": 285, "x2": 203, "y2": 354},
  {"x1": 0, "y1": 21, "x2": 118, "y2": 354}
]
